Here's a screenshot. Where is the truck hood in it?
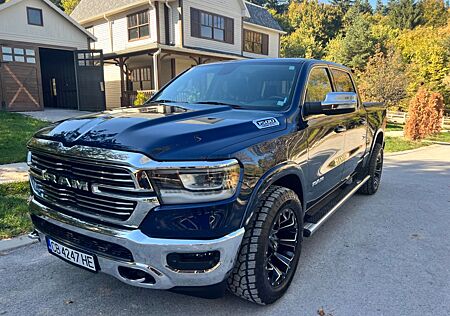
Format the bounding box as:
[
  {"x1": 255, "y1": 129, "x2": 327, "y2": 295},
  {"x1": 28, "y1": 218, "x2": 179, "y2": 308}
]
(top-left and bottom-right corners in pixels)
[{"x1": 33, "y1": 103, "x2": 287, "y2": 160}]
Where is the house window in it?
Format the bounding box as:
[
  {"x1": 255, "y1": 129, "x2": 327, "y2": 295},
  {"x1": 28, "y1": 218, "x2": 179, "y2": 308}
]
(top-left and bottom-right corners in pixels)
[
  {"x1": 244, "y1": 30, "x2": 268, "y2": 55},
  {"x1": 27, "y1": 7, "x2": 43, "y2": 26},
  {"x1": 131, "y1": 67, "x2": 153, "y2": 90},
  {"x1": 1, "y1": 46, "x2": 36, "y2": 63},
  {"x1": 127, "y1": 10, "x2": 150, "y2": 41},
  {"x1": 191, "y1": 8, "x2": 233, "y2": 44}
]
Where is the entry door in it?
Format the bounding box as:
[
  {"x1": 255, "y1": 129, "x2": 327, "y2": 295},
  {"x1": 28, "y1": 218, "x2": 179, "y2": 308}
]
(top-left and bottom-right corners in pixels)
[
  {"x1": 75, "y1": 50, "x2": 106, "y2": 111},
  {"x1": 305, "y1": 67, "x2": 346, "y2": 205}
]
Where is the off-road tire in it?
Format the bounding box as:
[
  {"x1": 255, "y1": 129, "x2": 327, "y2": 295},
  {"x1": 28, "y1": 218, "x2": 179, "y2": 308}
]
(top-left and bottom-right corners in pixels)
[
  {"x1": 227, "y1": 186, "x2": 303, "y2": 305},
  {"x1": 358, "y1": 143, "x2": 384, "y2": 195}
]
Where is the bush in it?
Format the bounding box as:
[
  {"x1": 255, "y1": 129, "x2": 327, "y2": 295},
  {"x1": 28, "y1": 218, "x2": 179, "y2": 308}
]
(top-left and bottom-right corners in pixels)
[
  {"x1": 134, "y1": 91, "x2": 147, "y2": 106},
  {"x1": 404, "y1": 88, "x2": 445, "y2": 140}
]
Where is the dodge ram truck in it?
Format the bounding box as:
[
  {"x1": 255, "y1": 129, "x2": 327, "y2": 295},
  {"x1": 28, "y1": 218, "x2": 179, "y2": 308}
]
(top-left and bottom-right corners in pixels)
[{"x1": 27, "y1": 59, "x2": 386, "y2": 305}]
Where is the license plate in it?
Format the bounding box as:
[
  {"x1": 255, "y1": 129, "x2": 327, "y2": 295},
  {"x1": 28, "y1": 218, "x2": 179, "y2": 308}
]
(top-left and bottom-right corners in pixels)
[{"x1": 46, "y1": 237, "x2": 98, "y2": 272}]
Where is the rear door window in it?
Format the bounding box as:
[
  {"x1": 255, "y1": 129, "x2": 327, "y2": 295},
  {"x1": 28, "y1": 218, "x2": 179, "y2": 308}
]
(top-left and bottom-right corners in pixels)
[{"x1": 331, "y1": 69, "x2": 355, "y2": 92}]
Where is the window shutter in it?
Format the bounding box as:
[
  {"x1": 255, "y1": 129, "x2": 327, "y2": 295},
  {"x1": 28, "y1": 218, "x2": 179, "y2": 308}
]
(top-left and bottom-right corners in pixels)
[
  {"x1": 224, "y1": 17, "x2": 234, "y2": 44},
  {"x1": 262, "y1": 34, "x2": 269, "y2": 55},
  {"x1": 191, "y1": 8, "x2": 200, "y2": 38}
]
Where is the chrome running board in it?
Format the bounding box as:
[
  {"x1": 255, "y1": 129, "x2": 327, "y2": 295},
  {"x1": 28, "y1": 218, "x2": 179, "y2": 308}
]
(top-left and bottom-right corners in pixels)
[{"x1": 303, "y1": 175, "x2": 370, "y2": 237}]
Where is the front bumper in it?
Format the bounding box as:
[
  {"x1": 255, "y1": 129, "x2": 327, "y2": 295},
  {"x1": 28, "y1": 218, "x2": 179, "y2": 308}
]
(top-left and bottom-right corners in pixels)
[{"x1": 29, "y1": 198, "x2": 244, "y2": 289}]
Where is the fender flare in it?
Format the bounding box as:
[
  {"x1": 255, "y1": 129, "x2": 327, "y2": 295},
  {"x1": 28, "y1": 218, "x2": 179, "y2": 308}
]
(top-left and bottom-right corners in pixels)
[{"x1": 240, "y1": 162, "x2": 307, "y2": 228}]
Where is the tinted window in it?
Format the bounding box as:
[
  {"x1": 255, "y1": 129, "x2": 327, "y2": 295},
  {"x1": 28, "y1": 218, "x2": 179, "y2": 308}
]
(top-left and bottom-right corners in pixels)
[
  {"x1": 332, "y1": 69, "x2": 355, "y2": 92},
  {"x1": 27, "y1": 7, "x2": 43, "y2": 26},
  {"x1": 305, "y1": 68, "x2": 332, "y2": 103},
  {"x1": 152, "y1": 63, "x2": 300, "y2": 110}
]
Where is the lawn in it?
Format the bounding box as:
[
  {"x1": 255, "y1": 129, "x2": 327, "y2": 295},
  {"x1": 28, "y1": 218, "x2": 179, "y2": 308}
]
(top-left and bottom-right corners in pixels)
[
  {"x1": 0, "y1": 182, "x2": 32, "y2": 239},
  {"x1": 425, "y1": 131, "x2": 450, "y2": 143},
  {"x1": 384, "y1": 136, "x2": 432, "y2": 153},
  {"x1": 0, "y1": 111, "x2": 49, "y2": 164},
  {"x1": 386, "y1": 123, "x2": 404, "y2": 131}
]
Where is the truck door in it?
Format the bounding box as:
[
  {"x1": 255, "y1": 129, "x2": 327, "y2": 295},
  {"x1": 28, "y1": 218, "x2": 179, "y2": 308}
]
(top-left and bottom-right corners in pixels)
[
  {"x1": 304, "y1": 67, "x2": 346, "y2": 205},
  {"x1": 330, "y1": 68, "x2": 367, "y2": 179}
]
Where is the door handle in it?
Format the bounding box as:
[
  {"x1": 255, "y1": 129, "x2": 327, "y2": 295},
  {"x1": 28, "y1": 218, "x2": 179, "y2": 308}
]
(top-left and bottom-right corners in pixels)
[{"x1": 334, "y1": 125, "x2": 347, "y2": 133}]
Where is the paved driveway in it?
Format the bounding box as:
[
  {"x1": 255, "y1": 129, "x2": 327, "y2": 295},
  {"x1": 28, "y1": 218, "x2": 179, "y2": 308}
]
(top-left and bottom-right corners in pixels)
[{"x1": 1, "y1": 145, "x2": 449, "y2": 316}]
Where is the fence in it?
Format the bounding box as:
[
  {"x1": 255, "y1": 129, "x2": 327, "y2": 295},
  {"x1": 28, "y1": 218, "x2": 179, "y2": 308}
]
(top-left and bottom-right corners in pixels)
[{"x1": 387, "y1": 111, "x2": 450, "y2": 130}]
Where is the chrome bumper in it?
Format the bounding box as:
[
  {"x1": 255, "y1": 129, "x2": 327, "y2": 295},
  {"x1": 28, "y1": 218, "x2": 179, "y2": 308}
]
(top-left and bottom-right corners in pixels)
[{"x1": 29, "y1": 198, "x2": 244, "y2": 289}]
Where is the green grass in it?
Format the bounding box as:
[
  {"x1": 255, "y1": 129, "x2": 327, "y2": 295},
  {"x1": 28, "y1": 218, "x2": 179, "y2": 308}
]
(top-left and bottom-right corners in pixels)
[
  {"x1": 0, "y1": 111, "x2": 49, "y2": 164},
  {"x1": 384, "y1": 136, "x2": 432, "y2": 153},
  {"x1": 386, "y1": 123, "x2": 404, "y2": 131},
  {"x1": 425, "y1": 132, "x2": 450, "y2": 143},
  {"x1": 0, "y1": 182, "x2": 32, "y2": 239}
]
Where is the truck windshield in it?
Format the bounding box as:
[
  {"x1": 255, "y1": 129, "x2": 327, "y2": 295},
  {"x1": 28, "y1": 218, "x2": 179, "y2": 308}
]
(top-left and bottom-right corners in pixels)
[{"x1": 151, "y1": 62, "x2": 300, "y2": 111}]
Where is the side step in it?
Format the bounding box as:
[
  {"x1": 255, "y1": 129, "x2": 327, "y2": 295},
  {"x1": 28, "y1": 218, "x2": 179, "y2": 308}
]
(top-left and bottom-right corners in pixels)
[{"x1": 303, "y1": 175, "x2": 370, "y2": 237}]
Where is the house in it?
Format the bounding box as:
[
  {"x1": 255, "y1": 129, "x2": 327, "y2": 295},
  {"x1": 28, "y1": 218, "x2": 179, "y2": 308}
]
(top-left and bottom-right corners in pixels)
[
  {"x1": 71, "y1": 0, "x2": 285, "y2": 108},
  {"x1": 0, "y1": 0, "x2": 106, "y2": 112}
]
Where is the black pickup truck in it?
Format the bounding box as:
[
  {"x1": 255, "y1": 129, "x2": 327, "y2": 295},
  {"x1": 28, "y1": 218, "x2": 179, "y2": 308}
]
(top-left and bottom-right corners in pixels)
[{"x1": 27, "y1": 59, "x2": 386, "y2": 305}]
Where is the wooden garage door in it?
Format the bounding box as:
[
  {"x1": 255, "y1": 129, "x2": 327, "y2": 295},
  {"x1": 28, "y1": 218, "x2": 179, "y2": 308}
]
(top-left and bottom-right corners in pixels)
[{"x1": 0, "y1": 62, "x2": 41, "y2": 111}]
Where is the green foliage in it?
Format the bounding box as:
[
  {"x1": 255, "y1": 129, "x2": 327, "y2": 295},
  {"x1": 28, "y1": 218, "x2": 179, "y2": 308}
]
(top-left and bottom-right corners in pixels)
[
  {"x1": 387, "y1": 0, "x2": 423, "y2": 29},
  {"x1": 61, "y1": 0, "x2": 81, "y2": 14},
  {"x1": 134, "y1": 91, "x2": 148, "y2": 106},
  {"x1": 326, "y1": 13, "x2": 377, "y2": 69},
  {"x1": 357, "y1": 49, "x2": 409, "y2": 108},
  {"x1": 419, "y1": 0, "x2": 449, "y2": 26},
  {"x1": 281, "y1": 0, "x2": 342, "y2": 58},
  {"x1": 395, "y1": 25, "x2": 450, "y2": 103}
]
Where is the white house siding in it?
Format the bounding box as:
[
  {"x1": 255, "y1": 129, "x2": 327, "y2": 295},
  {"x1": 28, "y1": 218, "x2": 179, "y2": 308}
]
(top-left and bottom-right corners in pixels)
[
  {"x1": 86, "y1": 4, "x2": 157, "y2": 54},
  {"x1": 242, "y1": 23, "x2": 280, "y2": 59},
  {"x1": 182, "y1": 0, "x2": 244, "y2": 55},
  {"x1": 0, "y1": 0, "x2": 88, "y2": 49},
  {"x1": 104, "y1": 64, "x2": 122, "y2": 109}
]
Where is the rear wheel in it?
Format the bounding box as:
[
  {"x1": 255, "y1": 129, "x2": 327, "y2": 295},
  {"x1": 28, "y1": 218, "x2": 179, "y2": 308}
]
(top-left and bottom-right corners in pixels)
[
  {"x1": 358, "y1": 143, "x2": 384, "y2": 195},
  {"x1": 227, "y1": 186, "x2": 303, "y2": 305}
]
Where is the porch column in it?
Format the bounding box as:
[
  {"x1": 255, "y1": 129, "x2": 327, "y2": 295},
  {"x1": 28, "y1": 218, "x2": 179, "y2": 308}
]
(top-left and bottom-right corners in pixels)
[{"x1": 152, "y1": 49, "x2": 162, "y2": 91}]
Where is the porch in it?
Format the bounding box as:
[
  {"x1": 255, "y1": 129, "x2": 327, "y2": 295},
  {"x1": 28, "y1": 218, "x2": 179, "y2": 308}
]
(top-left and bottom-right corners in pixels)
[{"x1": 103, "y1": 43, "x2": 242, "y2": 107}]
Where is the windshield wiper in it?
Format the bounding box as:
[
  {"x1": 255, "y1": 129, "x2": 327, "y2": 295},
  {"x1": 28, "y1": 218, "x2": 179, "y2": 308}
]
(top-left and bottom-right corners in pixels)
[
  {"x1": 196, "y1": 101, "x2": 243, "y2": 108},
  {"x1": 148, "y1": 99, "x2": 187, "y2": 104}
]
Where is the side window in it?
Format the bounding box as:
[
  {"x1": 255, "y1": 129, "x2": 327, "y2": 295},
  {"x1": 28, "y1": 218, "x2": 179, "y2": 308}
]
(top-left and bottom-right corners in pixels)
[
  {"x1": 331, "y1": 69, "x2": 355, "y2": 92},
  {"x1": 305, "y1": 68, "x2": 333, "y2": 103}
]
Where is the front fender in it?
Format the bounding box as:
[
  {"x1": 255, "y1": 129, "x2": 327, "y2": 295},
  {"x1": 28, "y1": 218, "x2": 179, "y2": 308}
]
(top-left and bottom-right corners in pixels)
[{"x1": 241, "y1": 162, "x2": 307, "y2": 228}]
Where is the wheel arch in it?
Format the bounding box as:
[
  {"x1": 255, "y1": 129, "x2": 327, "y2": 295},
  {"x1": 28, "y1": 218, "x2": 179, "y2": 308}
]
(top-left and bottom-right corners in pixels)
[{"x1": 241, "y1": 162, "x2": 307, "y2": 228}]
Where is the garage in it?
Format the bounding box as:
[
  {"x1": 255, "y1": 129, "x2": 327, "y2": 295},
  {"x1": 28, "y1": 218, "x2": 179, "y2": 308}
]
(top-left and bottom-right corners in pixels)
[{"x1": 0, "y1": 0, "x2": 105, "y2": 112}]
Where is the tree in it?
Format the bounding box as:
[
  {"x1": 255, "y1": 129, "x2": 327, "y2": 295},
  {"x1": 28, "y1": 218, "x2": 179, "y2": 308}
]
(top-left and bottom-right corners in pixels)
[
  {"x1": 61, "y1": 0, "x2": 81, "y2": 14},
  {"x1": 357, "y1": 49, "x2": 409, "y2": 108},
  {"x1": 386, "y1": 0, "x2": 422, "y2": 29},
  {"x1": 395, "y1": 25, "x2": 450, "y2": 104},
  {"x1": 375, "y1": 0, "x2": 388, "y2": 14},
  {"x1": 419, "y1": 0, "x2": 449, "y2": 27},
  {"x1": 281, "y1": 0, "x2": 342, "y2": 58},
  {"x1": 326, "y1": 13, "x2": 377, "y2": 70},
  {"x1": 248, "y1": 0, "x2": 290, "y2": 14},
  {"x1": 404, "y1": 88, "x2": 445, "y2": 140},
  {"x1": 329, "y1": 0, "x2": 355, "y2": 11}
]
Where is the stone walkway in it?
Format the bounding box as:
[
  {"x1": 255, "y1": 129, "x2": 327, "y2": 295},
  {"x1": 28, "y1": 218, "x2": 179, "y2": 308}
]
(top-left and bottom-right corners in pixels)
[{"x1": 0, "y1": 162, "x2": 29, "y2": 184}]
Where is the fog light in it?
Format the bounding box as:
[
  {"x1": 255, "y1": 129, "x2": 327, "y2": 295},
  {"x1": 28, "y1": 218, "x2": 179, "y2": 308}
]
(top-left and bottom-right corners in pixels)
[{"x1": 166, "y1": 251, "x2": 220, "y2": 271}]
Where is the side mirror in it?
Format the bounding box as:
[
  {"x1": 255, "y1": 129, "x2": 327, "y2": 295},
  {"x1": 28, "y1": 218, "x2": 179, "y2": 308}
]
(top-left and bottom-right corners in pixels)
[{"x1": 304, "y1": 92, "x2": 358, "y2": 116}]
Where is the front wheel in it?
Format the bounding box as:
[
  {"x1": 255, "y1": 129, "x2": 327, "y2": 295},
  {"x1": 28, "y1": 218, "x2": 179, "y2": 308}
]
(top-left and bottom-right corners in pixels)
[
  {"x1": 227, "y1": 186, "x2": 303, "y2": 305},
  {"x1": 358, "y1": 143, "x2": 384, "y2": 195}
]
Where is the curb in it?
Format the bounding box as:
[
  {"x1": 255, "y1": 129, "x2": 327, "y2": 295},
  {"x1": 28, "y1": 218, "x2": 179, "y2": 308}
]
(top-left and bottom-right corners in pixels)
[
  {"x1": 385, "y1": 144, "x2": 441, "y2": 157},
  {"x1": 0, "y1": 234, "x2": 38, "y2": 253}
]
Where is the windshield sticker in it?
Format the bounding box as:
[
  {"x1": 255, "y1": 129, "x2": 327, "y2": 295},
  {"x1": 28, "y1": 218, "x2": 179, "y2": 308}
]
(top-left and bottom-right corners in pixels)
[
  {"x1": 289, "y1": 66, "x2": 295, "y2": 70},
  {"x1": 253, "y1": 117, "x2": 280, "y2": 129}
]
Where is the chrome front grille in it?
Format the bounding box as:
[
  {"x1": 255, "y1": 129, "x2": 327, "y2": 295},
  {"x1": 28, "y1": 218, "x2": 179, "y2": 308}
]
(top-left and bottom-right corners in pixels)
[{"x1": 29, "y1": 151, "x2": 137, "y2": 222}]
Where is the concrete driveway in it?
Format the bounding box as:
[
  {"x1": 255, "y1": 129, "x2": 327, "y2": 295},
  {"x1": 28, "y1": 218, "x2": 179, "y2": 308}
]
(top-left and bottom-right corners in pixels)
[{"x1": 1, "y1": 145, "x2": 449, "y2": 316}]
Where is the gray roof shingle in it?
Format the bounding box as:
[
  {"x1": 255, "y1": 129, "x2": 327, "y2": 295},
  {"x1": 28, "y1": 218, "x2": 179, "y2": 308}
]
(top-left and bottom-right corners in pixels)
[
  {"x1": 244, "y1": 2, "x2": 283, "y2": 32},
  {"x1": 71, "y1": 0, "x2": 146, "y2": 21}
]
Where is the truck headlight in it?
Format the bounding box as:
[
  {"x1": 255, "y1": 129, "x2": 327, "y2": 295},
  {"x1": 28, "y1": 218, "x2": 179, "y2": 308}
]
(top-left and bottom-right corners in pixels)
[{"x1": 148, "y1": 160, "x2": 241, "y2": 204}]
